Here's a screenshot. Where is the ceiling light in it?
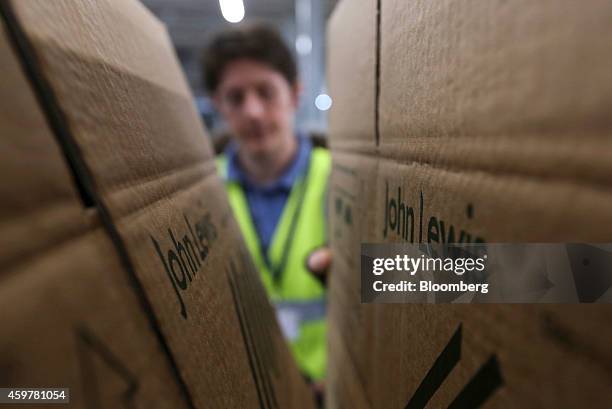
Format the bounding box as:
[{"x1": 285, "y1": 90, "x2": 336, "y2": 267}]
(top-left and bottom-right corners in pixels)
[{"x1": 219, "y1": 0, "x2": 244, "y2": 23}]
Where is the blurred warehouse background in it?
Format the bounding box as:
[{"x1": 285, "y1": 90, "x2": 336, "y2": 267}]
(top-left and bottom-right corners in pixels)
[{"x1": 142, "y1": 0, "x2": 338, "y2": 135}]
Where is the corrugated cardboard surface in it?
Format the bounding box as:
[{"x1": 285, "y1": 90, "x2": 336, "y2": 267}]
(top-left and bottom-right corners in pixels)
[
  {"x1": 379, "y1": 0, "x2": 612, "y2": 189},
  {"x1": 2, "y1": 0, "x2": 314, "y2": 407},
  {"x1": 329, "y1": 154, "x2": 612, "y2": 409},
  {"x1": 0, "y1": 230, "x2": 192, "y2": 409},
  {"x1": 327, "y1": 0, "x2": 612, "y2": 407},
  {"x1": 0, "y1": 24, "x2": 85, "y2": 272},
  {"x1": 326, "y1": 0, "x2": 378, "y2": 154},
  {"x1": 327, "y1": 151, "x2": 378, "y2": 404},
  {"x1": 0, "y1": 21, "x2": 189, "y2": 408}
]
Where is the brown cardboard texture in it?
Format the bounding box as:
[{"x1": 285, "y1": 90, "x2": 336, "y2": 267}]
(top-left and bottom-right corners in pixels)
[
  {"x1": 379, "y1": 0, "x2": 612, "y2": 189},
  {"x1": 327, "y1": 151, "x2": 378, "y2": 399},
  {"x1": 327, "y1": 0, "x2": 612, "y2": 407},
  {"x1": 2, "y1": 0, "x2": 314, "y2": 407},
  {"x1": 0, "y1": 20, "x2": 190, "y2": 408},
  {"x1": 326, "y1": 0, "x2": 378, "y2": 153}
]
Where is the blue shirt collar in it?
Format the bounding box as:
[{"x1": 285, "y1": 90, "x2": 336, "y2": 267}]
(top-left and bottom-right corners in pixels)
[{"x1": 224, "y1": 134, "x2": 312, "y2": 192}]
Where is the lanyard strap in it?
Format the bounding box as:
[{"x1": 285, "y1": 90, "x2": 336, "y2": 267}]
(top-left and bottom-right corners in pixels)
[{"x1": 266, "y1": 159, "x2": 312, "y2": 284}]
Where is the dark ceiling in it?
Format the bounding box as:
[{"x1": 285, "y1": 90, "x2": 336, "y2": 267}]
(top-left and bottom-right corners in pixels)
[{"x1": 142, "y1": 0, "x2": 339, "y2": 97}]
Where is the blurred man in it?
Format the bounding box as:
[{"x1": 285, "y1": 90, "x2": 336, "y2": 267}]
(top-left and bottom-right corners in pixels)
[{"x1": 202, "y1": 24, "x2": 331, "y2": 388}]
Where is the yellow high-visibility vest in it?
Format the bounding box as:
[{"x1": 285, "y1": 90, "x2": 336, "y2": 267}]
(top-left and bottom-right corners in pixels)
[{"x1": 217, "y1": 147, "x2": 331, "y2": 381}]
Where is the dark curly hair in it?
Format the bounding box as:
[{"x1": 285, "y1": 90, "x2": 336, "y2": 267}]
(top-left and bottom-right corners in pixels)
[{"x1": 201, "y1": 23, "x2": 297, "y2": 93}]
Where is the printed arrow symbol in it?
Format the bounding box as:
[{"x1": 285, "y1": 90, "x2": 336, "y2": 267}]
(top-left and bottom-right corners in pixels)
[
  {"x1": 405, "y1": 324, "x2": 503, "y2": 409},
  {"x1": 75, "y1": 325, "x2": 139, "y2": 409}
]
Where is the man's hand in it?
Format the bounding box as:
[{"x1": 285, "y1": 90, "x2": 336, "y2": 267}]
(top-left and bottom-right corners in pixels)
[{"x1": 307, "y1": 247, "x2": 332, "y2": 285}]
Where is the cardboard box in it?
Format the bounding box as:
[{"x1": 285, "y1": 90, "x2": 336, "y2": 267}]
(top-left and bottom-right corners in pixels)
[
  {"x1": 0, "y1": 20, "x2": 190, "y2": 408},
  {"x1": 1, "y1": 0, "x2": 314, "y2": 407},
  {"x1": 327, "y1": 0, "x2": 612, "y2": 407}
]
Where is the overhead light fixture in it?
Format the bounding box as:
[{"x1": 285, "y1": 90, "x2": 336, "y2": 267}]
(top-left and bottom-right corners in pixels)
[
  {"x1": 219, "y1": 0, "x2": 245, "y2": 23},
  {"x1": 295, "y1": 34, "x2": 312, "y2": 55},
  {"x1": 315, "y1": 94, "x2": 332, "y2": 111}
]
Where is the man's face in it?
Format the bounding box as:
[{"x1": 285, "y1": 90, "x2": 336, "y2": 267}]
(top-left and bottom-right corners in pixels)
[{"x1": 214, "y1": 59, "x2": 299, "y2": 158}]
